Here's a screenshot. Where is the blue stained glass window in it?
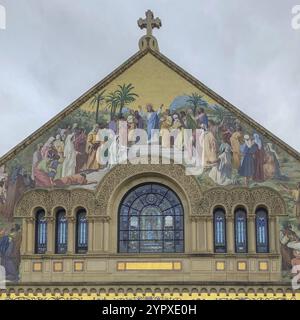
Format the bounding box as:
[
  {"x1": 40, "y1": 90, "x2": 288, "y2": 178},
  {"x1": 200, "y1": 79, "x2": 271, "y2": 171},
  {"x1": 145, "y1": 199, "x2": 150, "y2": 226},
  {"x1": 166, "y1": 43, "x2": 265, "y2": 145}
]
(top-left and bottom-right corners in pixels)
[
  {"x1": 214, "y1": 208, "x2": 226, "y2": 253},
  {"x1": 76, "y1": 209, "x2": 88, "y2": 254},
  {"x1": 55, "y1": 209, "x2": 68, "y2": 254},
  {"x1": 35, "y1": 209, "x2": 47, "y2": 254},
  {"x1": 256, "y1": 208, "x2": 269, "y2": 253},
  {"x1": 118, "y1": 183, "x2": 184, "y2": 253},
  {"x1": 235, "y1": 208, "x2": 247, "y2": 253}
]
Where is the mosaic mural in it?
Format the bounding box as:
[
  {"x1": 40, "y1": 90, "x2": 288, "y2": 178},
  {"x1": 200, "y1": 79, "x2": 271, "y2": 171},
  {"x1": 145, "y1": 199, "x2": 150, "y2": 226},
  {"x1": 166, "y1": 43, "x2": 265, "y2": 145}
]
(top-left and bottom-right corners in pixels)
[{"x1": 0, "y1": 59, "x2": 300, "y2": 282}]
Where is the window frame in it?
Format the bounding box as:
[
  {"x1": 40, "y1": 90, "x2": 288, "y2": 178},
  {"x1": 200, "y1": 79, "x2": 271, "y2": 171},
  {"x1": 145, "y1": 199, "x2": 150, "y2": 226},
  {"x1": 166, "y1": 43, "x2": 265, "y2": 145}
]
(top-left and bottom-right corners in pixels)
[
  {"x1": 255, "y1": 207, "x2": 269, "y2": 253},
  {"x1": 55, "y1": 208, "x2": 68, "y2": 254},
  {"x1": 118, "y1": 183, "x2": 184, "y2": 254},
  {"x1": 35, "y1": 208, "x2": 47, "y2": 254},
  {"x1": 234, "y1": 207, "x2": 248, "y2": 253},
  {"x1": 213, "y1": 207, "x2": 227, "y2": 253},
  {"x1": 75, "y1": 208, "x2": 88, "y2": 254}
]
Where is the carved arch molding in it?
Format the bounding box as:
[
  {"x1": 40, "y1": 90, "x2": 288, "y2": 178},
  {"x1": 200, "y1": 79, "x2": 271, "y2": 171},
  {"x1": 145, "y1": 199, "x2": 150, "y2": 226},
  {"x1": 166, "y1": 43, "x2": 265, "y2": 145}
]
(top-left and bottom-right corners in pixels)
[{"x1": 15, "y1": 164, "x2": 286, "y2": 218}]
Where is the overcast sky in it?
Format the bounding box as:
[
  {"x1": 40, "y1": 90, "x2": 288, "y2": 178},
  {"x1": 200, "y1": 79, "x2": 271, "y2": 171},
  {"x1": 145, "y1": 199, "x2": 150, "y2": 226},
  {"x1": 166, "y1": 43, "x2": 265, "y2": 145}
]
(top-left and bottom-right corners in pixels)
[{"x1": 0, "y1": 0, "x2": 299, "y2": 157}]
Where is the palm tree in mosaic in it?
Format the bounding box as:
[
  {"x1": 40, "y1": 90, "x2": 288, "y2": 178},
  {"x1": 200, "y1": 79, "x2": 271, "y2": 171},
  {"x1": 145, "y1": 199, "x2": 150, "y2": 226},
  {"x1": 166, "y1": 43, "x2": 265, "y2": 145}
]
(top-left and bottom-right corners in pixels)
[
  {"x1": 210, "y1": 104, "x2": 234, "y2": 125},
  {"x1": 90, "y1": 90, "x2": 106, "y2": 123},
  {"x1": 114, "y1": 84, "x2": 139, "y2": 116},
  {"x1": 106, "y1": 91, "x2": 119, "y2": 120},
  {"x1": 186, "y1": 93, "x2": 207, "y2": 116}
]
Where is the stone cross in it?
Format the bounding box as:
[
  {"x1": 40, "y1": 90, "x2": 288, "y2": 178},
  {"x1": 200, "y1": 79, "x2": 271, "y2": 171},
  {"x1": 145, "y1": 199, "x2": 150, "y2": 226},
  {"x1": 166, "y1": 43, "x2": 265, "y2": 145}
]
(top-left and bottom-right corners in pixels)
[
  {"x1": 138, "y1": 10, "x2": 162, "y2": 37},
  {"x1": 137, "y1": 10, "x2": 161, "y2": 52}
]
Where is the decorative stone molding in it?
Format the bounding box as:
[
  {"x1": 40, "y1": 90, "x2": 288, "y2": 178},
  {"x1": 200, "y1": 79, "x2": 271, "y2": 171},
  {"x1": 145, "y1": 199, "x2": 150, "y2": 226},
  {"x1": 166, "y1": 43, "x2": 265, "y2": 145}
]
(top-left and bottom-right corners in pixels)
[
  {"x1": 14, "y1": 189, "x2": 51, "y2": 216},
  {"x1": 25, "y1": 217, "x2": 35, "y2": 223},
  {"x1": 95, "y1": 163, "x2": 202, "y2": 216},
  {"x1": 198, "y1": 186, "x2": 286, "y2": 217},
  {"x1": 69, "y1": 189, "x2": 95, "y2": 215},
  {"x1": 15, "y1": 188, "x2": 96, "y2": 218},
  {"x1": 66, "y1": 216, "x2": 75, "y2": 223},
  {"x1": 2, "y1": 284, "x2": 299, "y2": 298},
  {"x1": 87, "y1": 216, "x2": 111, "y2": 223},
  {"x1": 48, "y1": 189, "x2": 70, "y2": 213}
]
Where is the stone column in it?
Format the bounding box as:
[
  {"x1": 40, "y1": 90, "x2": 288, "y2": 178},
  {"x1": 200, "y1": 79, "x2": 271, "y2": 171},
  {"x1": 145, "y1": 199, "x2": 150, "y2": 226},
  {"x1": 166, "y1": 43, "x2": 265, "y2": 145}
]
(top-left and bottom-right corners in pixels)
[
  {"x1": 196, "y1": 219, "x2": 202, "y2": 251},
  {"x1": 275, "y1": 216, "x2": 280, "y2": 253},
  {"x1": 103, "y1": 217, "x2": 110, "y2": 252},
  {"x1": 21, "y1": 219, "x2": 28, "y2": 255},
  {"x1": 191, "y1": 218, "x2": 197, "y2": 252},
  {"x1": 269, "y1": 216, "x2": 277, "y2": 253},
  {"x1": 88, "y1": 218, "x2": 94, "y2": 253},
  {"x1": 99, "y1": 220, "x2": 104, "y2": 251},
  {"x1": 26, "y1": 217, "x2": 34, "y2": 254},
  {"x1": 227, "y1": 217, "x2": 234, "y2": 253},
  {"x1": 67, "y1": 217, "x2": 75, "y2": 254},
  {"x1": 198, "y1": 217, "x2": 207, "y2": 252},
  {"x1": 46, "y1": 217, "x2": 54, "y2": 254},
  {"x1": 93, "y1": 217, "x2": 104, "y2": 253},
  {"x1": 248, "y1": 216, "x2": 256, "y2": 254},
  {"x1": 206, "y1": 217, "x2": 213, "y2": 253}
]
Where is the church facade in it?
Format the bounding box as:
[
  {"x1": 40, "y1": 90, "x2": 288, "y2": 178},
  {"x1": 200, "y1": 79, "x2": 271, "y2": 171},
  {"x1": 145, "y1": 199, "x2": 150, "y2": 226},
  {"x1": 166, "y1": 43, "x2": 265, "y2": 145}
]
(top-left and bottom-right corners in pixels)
[{"x1": 0, "y1": 11, "x2": 300, "y2": 300}]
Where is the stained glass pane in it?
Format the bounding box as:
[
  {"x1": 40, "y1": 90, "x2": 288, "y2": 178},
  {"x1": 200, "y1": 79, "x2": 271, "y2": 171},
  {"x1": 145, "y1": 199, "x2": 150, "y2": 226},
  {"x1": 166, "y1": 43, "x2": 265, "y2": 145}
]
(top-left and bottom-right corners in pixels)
[
  {"x1": 35, "y1": 209, "x2": 47, "y2": 254},
  {"x1": 159, "y1": 198, "x2": 172, "y2": 211},
  {"x1": 256, "y1": 208, "x2": 269, "y2": 253},
  {"x1": 164, "y1": 231, "x2": 174, "y2": 240},
  {"x1": 131, "y1": 198, "x2": 145, "y2": 211},
  {"x1": 235, "y1": 209, "x2": 247, "y2": 253},
  {"x1": 118, "y1": 183, "x2": 184, "y2": 253},
  {"x1": 152, "y1": 184, "x2": 168, "y2": 196},
  {"x1": 140, "y1": 241, "x2": 163, "y2": 252},
  {"x1": 120, "y1": 206, "x2": 129, "y2": 216},
  {"x1": 119, "y1": 241, "x2": 127, "y2": 252},
  {"x1": 175, "y1": 216, "x2": 183, "y2": 229},
  {"x1": 76, "y1": 209, "x2": 88, "y2": 253},
  {"x1": 174, "y1": 205, "x2": 183, "y2": 215},
  {"x1": 214, "y1": 209, "x2": 226, "y2": 253},
  {"x1": 164, "y1": 216, "x2": 173, "y2": 228},
  {"x1": 165, "y1": 191, "x2": 180, "y2": 206},
  {"x1": 55, "y1": 209, "x2": 68, "y2": 254},
  {"x1": 129, "y1": 216, "x2": 139, "y2": 229}
]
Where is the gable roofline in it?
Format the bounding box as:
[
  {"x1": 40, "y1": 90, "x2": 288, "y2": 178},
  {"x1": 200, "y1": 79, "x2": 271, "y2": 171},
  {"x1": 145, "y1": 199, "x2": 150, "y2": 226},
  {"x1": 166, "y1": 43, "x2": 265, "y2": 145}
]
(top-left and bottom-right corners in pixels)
[{"x1": 1, "y1": 48, "x2": 299, "y2": 168}]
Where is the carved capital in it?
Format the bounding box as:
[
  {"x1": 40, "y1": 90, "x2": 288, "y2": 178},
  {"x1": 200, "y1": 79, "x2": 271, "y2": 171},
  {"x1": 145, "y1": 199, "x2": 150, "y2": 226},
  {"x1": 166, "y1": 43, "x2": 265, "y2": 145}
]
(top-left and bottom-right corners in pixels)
[
  {"x1": 67, "y1": 216, "x2": 76, "y2": 223},
  {"x1": 190, "y1": 215, "x2": 201, "y2": 222},
  {"x1": 45, "y1": 217, "x2": 54, "y2": 223},
  {"x1": 25, "y1": 217, "x2": 35, "y2": 223},
  {"x1": 88, "y1": 216, "x2": 111, "y2": 223}
]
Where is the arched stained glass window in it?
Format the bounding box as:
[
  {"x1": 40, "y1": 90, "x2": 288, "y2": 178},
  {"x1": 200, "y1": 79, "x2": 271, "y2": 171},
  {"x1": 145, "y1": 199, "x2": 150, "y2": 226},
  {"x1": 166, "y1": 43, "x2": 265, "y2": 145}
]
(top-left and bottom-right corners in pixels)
[
  {"x1": 76, "y1": 209, "x2": 88, "y2": 253},
  {"x1": 35, "y1": 209, "x2": 47, "y2": 254},
  {"x1": 214, "y1": 208, "x2": 226, "y2": 253},
  {"x1": 55, "y1": 209, "x2": 68, "y2": 254},
  {"x1": 235, "y1": 208, "x2": 247, "y2": 253},
  {"x1": 256, "y1": 208, "x2": 269, "y2": 253},
  {"x1": 118, "y1": 183, "x2": 184, "y2": 253}
]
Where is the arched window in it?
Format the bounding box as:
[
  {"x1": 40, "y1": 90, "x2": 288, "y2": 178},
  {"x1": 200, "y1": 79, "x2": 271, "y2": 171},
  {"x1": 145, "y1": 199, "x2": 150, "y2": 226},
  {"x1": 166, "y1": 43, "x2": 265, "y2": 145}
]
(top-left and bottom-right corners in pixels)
[
  {"x1": 235, "y1": 208, "x2": 247, "y2": 253},
  {"x1": 35, "y1": 209, "x2": 47, "y2": 254},
  {"x1": 256, "y1": 208, "x2": 269, "y2": 253},
  {"x1": 55, "y1": 208, "x2": 68, "y2": 254},
  {"x1": 214, "y1": 208, "x2": 226, "y2": 253},
  {"x1": 118, "y1": 183, "x2": 184, "y2": 253},
  {"x1": 76, "y1": 209, "x2": 88, "y2": 253}
]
